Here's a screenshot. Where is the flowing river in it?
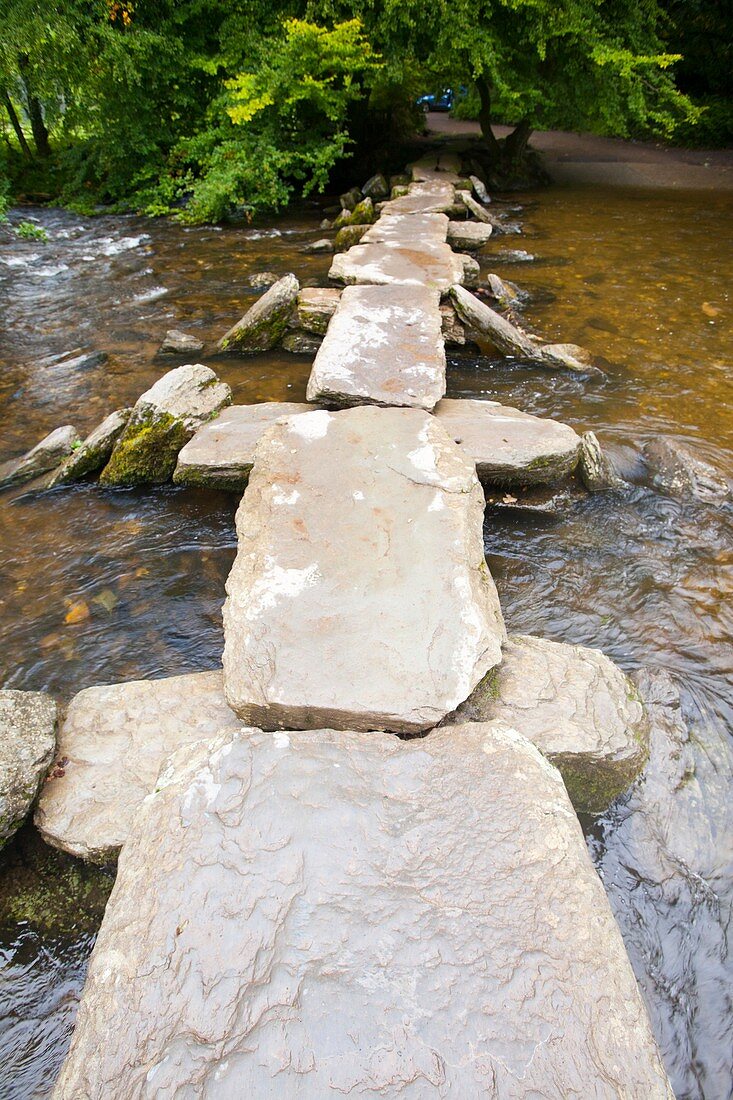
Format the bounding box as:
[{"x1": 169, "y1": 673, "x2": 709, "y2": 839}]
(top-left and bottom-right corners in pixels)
[{"x1": 0, "y1": 180, "x2": 730, "y2": 1099}]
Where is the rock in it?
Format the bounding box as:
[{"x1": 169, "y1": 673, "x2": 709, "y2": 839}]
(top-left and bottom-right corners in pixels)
[
  {"x1": 280, "y1": 331, "x2": 322, "y2": 355},
  {"x1": 217, "y1": 273, "x2": 299, "y2": 353},
  {"x1": 54, "y1": 722, "x2": 672, "y2": 1099},
  {"x1": 223, "y1": 406, "x2": 504, "y2": 733},
  {"x1": 306, "y1": 284, "x2": 446, "y2": 410},
  {"x1": 333, "y1": 197, "x2": 375, "y2": 228},
  {"x1": 319, "y1": 218, "x2": 332, "y2": 230},
  {"x1": 174, "y1": 402, "x2": 314, "y2": 491},
  {"x1": 390, "y1": 184, "x2": 409, "y2": 198},
  {"x1": 0, "y1": 690, "x2": 57, "y2": 847},
  {"x1": 389, "y1": 172, "x2": 410, "y2": 188},
  {"x1": 470, "y1": 174, "x2": 492, "y2": 203},
  {"x1": 361, "y1": 172, "x2": 389, "y2": 199},
  {"x1": 410, "y1": 150, "x2": 462, "y2": 181},
  {"x1": 0, "y1": 425, "x2": 80, "y2": 490},
  {"x1": 158, "y1": 329, "x2": 205, "y2": 355},
  {"x1": 486, "y1": 272, "x2": 521, "y2": 307},
  {"x1": 447, "y1": 220, "x2": 493, "y2": 251},
  {"x1": 339, "y1": 186, "x2": 362, "y2": 211},
  {"x1": 361, "y1": 212, "x2": 448, "y2": 245},
  {"x1": 540, "y1": 342, "x2": 602, "y2": 375},
  {"x1": 100, "y1": 365, "x2": 231, "y2": 486},
  {"x1": 446, "y1": 634, "x2": 649, "y2": 814},
  {"x1": 247, "y1": 270, "x2": 279, "y2": 288},
  {"x1": 46, "y1": 409, "x2": 131, "y2": 487},
  {"x1": 460, "y1": 254, "x2": 481, "y2": 287},
  {"x1": 292, "y1": 287, "x2": 341, "y2": 334},
  {"x1": 644, "y1": 437, "x2": 730, "y2": 502},
  {"x1": 440, "y1": 302, "x2": 465, "y2": 345},
  {"x1": 55, "y1": 349, "x2": 108, "y2": 372},
  {"x1": 34, "y1": 671, "x2": 244, "y2": 864},
  {"x1": 434, "y1": 398, "x2": 581, "y2": 486},
  {"x1": 329, "y1": 239, "x2": 466, "y2": 292},
  {"x1": 579, "y1": 430, "x2": 626, "y2": 491},
  {"x1": 301, "y1": 238, "x2": 334, "y2": 254},
  {"x1": 484, "y1": 482, "x2": 583, "y2": 514},
  {"x1": 456, "y1": 189, "x2": 494, "y2": 225},
  {"x1": 333, "y1": 224, "x2": 371, "y2": 251},
  {"x1": 381, "y1": 181, "x2": 456, "y2": 216},
  {"x1": 450, "y1": 283, "x2": 540, "y2": 358}
]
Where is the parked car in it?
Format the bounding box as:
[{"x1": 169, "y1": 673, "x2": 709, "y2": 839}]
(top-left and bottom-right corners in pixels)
[{"x1": 416, "y1": 89, "x2": 454, "y2": 112}]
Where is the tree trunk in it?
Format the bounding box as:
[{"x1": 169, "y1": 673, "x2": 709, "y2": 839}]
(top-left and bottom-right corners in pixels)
[
  {"x1": 2, "y1": 90, "x2": 32, "y2": 157},
  {"x1": 18, "y1": 57, "x2": 51, "y2": 158},
  {"x1": 474, "y1": 75, "x2": 502, "y2": 161},
  {"x1": 503, "y1": 117, "x2": 533, "y2": 165}
]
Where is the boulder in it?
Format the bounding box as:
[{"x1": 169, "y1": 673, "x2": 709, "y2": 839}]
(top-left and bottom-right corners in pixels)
[
  {"x1": 579, "y1": 430, "x2": 626, "y2": 492},
  {"x1": 540, "y1": 342, "x2": 602, "y2": 375},
  {"x1": 361, "y1": 172, "x2": 389, "y2": 199},
  {"x1": 223, "y1": 406, "x2": 504, "y2": 733},
  {"x1": 247, "y1": 271, "x2": 279, "y2": 288},
  {"x1": 301, "y1": 238, "x2": 334, "y2": 254},
  {"x1": 0, "y1": 690, "x2": 57, "y2": 847},
  {"x1": 319, "y1": 218, "x2": 332, "y2": 230},
  {"x1": 34, "y1": 670, "x2": 244, "y2": 864},
  {"x1": 644, "y1": 437, "x2": 730, "y2": 502},
  {"x1": 329, "y1": 240, "x2": 466, "y2": 292},
  {"x1": 440, "y1": 302, "x2": 465, "y2": 345},
  {"x1": 46, "y1": 408, "x2": 131, "y2": 487},
  {"x1": 447, "y1": 220, "x2": 493, "y2": 251},
  {"x1": 281, "y1": 331, "x2": 322, "y2": 355},
  {"x1": 100, "y1": 364, "x2": 231, "y2": 486},
  {"x1": 54, "y1": 722, "x2": 672, "y2": 1099},
  {"x1": 456, "y1": 189, "x2": 494, "y2": 225},
  {"x1": 174, "y1": 402, "x2": 314, "y2": 491},
  {"x1": 333, "y1": 197, "x2": 375, "y2": 229},
  {"x1": 434, "y1": 399, "x2": 581, "y2": 486},
  {"x1": 0, "y1": 425, "x2": 80, "y2": 490},
  {"x1": 446, "y1": 634, "x2": 649, "y2": 814},
  {"x1": 158, "y1": 329, "x2": 205, "y2": 355},
  {"x1": 470, "y1": 174, "x2": 492, "y2": 203},
  {"x1": 450, "y1": 284, "x2": 540, "y2": 358},
  {"x1": 217, "y1": 273, "x2": 299, "y2": 353},
  {"x1": 390, "y1": 184, "x2": 409, "y2": 199},
  {"x1": 292, "y1": 287, "x2": 341, "y2": 334},
  {"x1": 306, "y1": 284, "x2": 446, "y2": 410},
  {"x1": 334, "y1": 224, "x2": 371, "y2": 251},
  {"x1": 338, "y1": 186, "x2": 362, "y2": 211},
  {"x1": 486, "y1": 272, "x2": 521, "y2": 308}
]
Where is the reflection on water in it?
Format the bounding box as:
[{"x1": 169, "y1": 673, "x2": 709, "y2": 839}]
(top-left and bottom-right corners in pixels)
[{"x1": 0, "y1": 185, "x2": 731, "y2": 1098}]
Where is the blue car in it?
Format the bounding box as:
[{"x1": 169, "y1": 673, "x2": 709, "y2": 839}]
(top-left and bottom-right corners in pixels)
[{"x1": 416, "y1": 90, "x2": 454, "y2": 112}]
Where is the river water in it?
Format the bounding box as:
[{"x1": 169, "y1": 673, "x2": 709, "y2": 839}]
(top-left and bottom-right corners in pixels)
[{"x1": 0, "y1": 183, "x2": 730, "y2": 1098}]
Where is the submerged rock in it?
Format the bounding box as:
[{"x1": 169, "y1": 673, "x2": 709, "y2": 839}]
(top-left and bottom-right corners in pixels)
[
  {"x1": 0, "y1": 690, "x2": 57, "y2": 847},
  {"x1": 450, "y1": 283, "x2": 540, "y2": 358},
  {"x1": 223, "y1": 406, "x2": 504, "y2": 733},
  {"x1": 447, "y1": 220, "x2": 493, "y2": 251},
  {"x1": 35, "y1": 670, "x2": 244, "y2": 864},
  {"x1": 540, "y1": 342, "x2": 602, "y2": 376},
  {"x1": 54, "y1": 722, "x2": 672, "y2": 1099},
  {"x1": 46, "y1": 408, "x2": 131, "y2": 487},
  {"x1": 292, "y1": 287, "x2": 341, "y2": 334},
  {"x1": 217, "y1": 273, "x2": 299, "y2": 353},
  {"x1": 446, "y1": 634, "x2": 649, "y2": 814},
  {"x1": 247, "y1": 270, "x2": 279, "y2": 288},
  {"x1": 100, "y1": 364, "x2": 231, "y2": 486},
  {"x1": 644, "y1": 436, "x2": 730, "y2": 502},
  {"x1": 579, "y1": 430, "x2": 626, "y2": 491},
  {"x1": 0, "y1": 425, "x2": 80, "y2": 490},
  {"x1": 158, "y1": 329, "x2": 205, "y2": 355},
  {"x1": 301, "y1": 238, "x2": 334, "y2": 254}
]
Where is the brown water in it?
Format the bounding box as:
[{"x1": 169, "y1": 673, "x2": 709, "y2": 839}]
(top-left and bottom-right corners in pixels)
[{"x1": 0, "y1": 185, "x2": 731, "y2": 1098}]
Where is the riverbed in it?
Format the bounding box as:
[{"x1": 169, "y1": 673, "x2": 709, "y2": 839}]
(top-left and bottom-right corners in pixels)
[{"x1": 0, "y1": 181, "x2": 731, "y2": 1098}]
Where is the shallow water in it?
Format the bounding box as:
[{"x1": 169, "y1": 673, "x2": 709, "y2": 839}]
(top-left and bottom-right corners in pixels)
[{"x1": 0, "y1": 184, "x2": 731, "y2": 1098}]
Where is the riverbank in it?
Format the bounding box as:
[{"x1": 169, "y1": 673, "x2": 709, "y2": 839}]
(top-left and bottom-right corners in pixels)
[{"x1": 426, "y1": 113, "x2": 733, "y2": 190}]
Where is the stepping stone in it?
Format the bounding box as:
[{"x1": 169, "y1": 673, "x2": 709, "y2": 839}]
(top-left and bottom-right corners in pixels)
[
  {"x1": 223, "y1": 406, "x2": 505, "y2": 733},
  {"x1": 445, "y1": 634, "x2": 649, "y2": 814},
  {"x1": 329, "y1": 239, "x2": 466, "y2": 292},
  {"x1": 54, "y1": 722, "x2": 672, "y2": 1099},
  {"x1": 410, "y1": 151, "x2": 462, "y2": 181},
  {"x1": 434, "y1": 398, "x2": 581, "y2": 485},
  {"x1": 306, "y1": 284, "x2": 445, "y2": 410},
  {"x1": 380, "y1": 181, "x2": 456, "y2": 216},
  {"x1": 0, "y1": 690, "x2": 56, "y2": 847},
  {"x1": 174, "y1": 402, "x2": 314, "y2": 491},
  {"x1": 34, "y1": 671, "x2": 244, "y2": 864},
  {"x1": 362, "y1": 212, "x2": 448, "y2": 244}
]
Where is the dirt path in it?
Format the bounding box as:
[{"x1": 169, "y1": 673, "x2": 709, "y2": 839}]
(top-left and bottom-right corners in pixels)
[{"x1": 426, "y1": 113, "x2": 733, "y2": 191}]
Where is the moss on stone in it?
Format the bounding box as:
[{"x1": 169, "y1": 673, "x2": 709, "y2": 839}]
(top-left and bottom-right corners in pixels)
[
  {"x1": 553, "y1": 748, "x2": 647, "y2": 816},
  {"x1": 172, "y1": 464, "x2": 250, "y2": 493},
  {"x1": 100, "y1": 411, "x2": 190, "y2": 485}
]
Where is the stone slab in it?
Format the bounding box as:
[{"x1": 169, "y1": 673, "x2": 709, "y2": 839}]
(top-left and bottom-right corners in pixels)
[
  {"x1": 306, "y1": 284, "x2": 446, "y2": 410},
  {"x1": 223, "y1": 406, "x2": 505, "y2": 733},
  {"x1": 361, "y1": 213, "x2": 448, "y2": 244},
  {"x1": 446, "y1": 634, "x2": 649, "y2": 814},
  {"x1": 54, "y1": 721, "x2": 672, "y2": 1099},
  {"x1": 447, "y1": 220, "x2": 493, "y2": 251},
  {"x1": 329, "y1": 240, "x2": 466, "y2": 292},
  {"x1": 34, "y1": 670, "x2": 244, "y2": 864},
  {"x1": 434, "y1": 398, "x2": 581, "y2": 485},
  {"x1": 450, "y1": 284, "x2": 540, "y2": 358},
  {"x1": 0, "y1": 690, "x2": 56, "y2": 847},
  {"x1": 380, "y1": 181, "x2": 456, "y2": 216}
]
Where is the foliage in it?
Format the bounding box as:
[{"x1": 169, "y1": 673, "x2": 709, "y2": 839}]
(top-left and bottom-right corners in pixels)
[{"x1": 14, "y1": 220, "x2": 49, "y2": 240}]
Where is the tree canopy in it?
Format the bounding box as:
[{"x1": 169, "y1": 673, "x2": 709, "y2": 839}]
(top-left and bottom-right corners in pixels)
[{"x1": 0, "y1": 0, "x2": 719, "y2": 222}]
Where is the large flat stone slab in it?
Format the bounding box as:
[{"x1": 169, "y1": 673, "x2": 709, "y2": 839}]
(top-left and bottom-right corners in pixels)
[
  {"x1": 54, "y1": 721, "x2": 672, "y2": 1099},
  {"x1": 34, "y1": 671, "x2": 244, "y2": 864},
  {"x1": 446, "y1": 634, "x2": 649, "y2": 813},
  {"x1": 434, "y1": 398, "x2": 581, "y2": 485},
  {"x1": 380, "y1": 180, "x2": 456, "y2": 216},
  {"x1": 0, "y1": 690, "x2": 56, "y2": 847},
  {"x1": 329, "y1": 239, "x2": 466, "y2": 291},
  {"x1": 306, "y1": 284, "x2": 445, "y2": 410},
  {"x1": 223, "y1": 406, "x2": 504, "y2": 733},
  {"x1": 173, "y1": 402, "x2": 314, "y2": 491},
  {"x1": 361, "y1": 212, "x2": 448, "y2": 244}
]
